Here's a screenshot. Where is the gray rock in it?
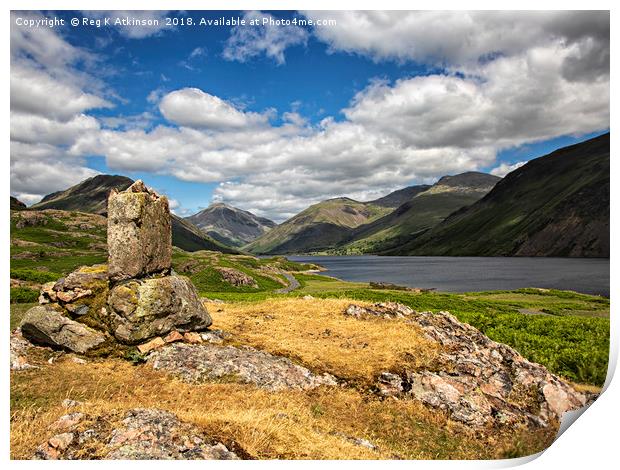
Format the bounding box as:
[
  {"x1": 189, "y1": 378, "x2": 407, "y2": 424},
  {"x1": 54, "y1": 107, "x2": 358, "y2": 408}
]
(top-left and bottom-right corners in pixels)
[
  {"x1": 107, "y1": 180, "x2": 172, "y2": 282},
  {"x1": 364, "y1": 305, "x2": 589, "y2": 428},
  {"x1": 20, "y1": 305, "x2": 107, "y2": 354},
  {"x1": 149, "y1": 343, "x2": 337, "y2": 391},
  {"x1": 107, "y1": 274, "x2": 212, "y2": 344},
  {"x1": 34, "y1": 408, "x2": 239, "y2": 460}
]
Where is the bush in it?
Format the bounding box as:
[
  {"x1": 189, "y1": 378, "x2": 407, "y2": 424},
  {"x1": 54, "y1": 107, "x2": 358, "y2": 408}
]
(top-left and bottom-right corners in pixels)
[
  {"x1": 10, "y1": 268, "x2": 60, "y2": 283},
  {"x1": 10, "y1": 287, "x2": 39, "y2": 303}
]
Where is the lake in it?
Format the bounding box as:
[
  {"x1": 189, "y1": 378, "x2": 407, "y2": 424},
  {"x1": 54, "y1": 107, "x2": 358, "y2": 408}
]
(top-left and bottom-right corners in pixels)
[{"x1": 287, "y1": 255, "x2": 610, "y2": 297}]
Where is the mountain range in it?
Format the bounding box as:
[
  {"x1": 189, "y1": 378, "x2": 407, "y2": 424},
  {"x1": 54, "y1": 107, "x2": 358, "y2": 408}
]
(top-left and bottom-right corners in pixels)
[
  {"x1": 28, "y1": 175, "x2": 239, "y2": 254},
  {"x1": 185, "y1": 203, "x2": 276, "y2": 248},
  {"x1": 10, "y1": 133, "x2": 609, "y2": 258},
  {"x1": 390, "y1": 133, "x2": 610, "y2": 257}
]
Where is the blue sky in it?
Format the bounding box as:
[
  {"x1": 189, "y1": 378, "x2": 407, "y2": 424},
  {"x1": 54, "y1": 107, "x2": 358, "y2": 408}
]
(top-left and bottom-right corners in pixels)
[{"x1": 10, "y1": 10, "x2": 609, "y2": 221}]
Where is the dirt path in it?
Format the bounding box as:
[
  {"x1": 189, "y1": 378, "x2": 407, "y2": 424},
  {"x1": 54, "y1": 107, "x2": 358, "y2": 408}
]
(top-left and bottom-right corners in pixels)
[{"x1": 275, "y1": 272, "x2": 300, "y2": 294}]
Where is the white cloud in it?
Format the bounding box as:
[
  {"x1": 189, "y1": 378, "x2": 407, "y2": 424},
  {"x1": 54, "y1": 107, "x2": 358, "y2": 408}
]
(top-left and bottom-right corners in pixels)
[
  {"x1": 490, "y1": 161, "x2": 527, "y2": 177},
  {"x1": 304, "y1": 10, "x2": 609, "y2": 73},
  {"x1": 223, "y1": 11, "x2": 308, "y2": 65},
  {"x1": 159, "y1": 88, "x2": 271, "y2": 130}
]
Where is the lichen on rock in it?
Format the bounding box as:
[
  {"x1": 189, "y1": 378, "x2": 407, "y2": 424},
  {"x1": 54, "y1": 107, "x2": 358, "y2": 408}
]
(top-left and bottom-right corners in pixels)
[{"x1": 107, "y1": 180, "x2": 172, "y2": 282}]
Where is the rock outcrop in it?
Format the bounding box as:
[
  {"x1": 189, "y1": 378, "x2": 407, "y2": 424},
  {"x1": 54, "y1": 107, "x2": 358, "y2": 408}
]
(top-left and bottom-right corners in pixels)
[
  {"x1": 344, "y1": 304, "x2": 589, "y2": 428},
  {"x1": 19, "y1": 181, "x2": 211, "y2": 353},
  {"x1": 35, "y1": 408, "x2": 239, "y2": 460},
  {"x1": 148, "y1": 343, "x2": 337, "y2": 391}
]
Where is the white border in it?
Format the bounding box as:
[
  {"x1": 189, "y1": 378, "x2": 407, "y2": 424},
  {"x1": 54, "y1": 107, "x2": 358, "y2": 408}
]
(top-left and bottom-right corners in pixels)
[{"x1": 2, "y1": 1, "x2": 615, "y2": 469}]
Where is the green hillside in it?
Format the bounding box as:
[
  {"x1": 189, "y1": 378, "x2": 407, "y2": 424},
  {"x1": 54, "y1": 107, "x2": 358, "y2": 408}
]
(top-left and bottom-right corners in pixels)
[
  {"x1": 245, "y1": 197, "x2": 391, "y2": 254},
  {"x1": 334, "y1": 172, "x2": 500, "y2": 254},
  {"x1": 390, "y1": 133, "x2": 610, "y2": 257}
]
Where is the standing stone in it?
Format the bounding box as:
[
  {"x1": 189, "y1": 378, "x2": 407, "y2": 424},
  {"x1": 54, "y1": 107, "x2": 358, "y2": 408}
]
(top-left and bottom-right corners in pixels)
[{"x1": 107, "y1": 180, "x2": 172, "y2": 282}]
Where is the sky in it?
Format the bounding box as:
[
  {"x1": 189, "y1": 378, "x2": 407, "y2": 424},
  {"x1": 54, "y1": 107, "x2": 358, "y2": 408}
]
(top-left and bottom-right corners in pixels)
[{"x1": 10, "y1": 10, "x2": 609, "y2": 222}]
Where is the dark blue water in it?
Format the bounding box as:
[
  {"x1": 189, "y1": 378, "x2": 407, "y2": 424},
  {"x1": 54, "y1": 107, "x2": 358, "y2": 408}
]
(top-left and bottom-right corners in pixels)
[{"x1": 287, "y1": 256, "x2": 610, "y2": 297}]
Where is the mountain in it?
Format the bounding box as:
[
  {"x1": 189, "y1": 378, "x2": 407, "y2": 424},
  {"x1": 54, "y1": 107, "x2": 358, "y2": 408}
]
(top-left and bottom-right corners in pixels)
[
  {"x1": 32, "y1": 175, "x2": 134, "y2": 215},
  {"x1": 334, "y1": 172, "x2": 501, "y2": 254},
  {"x1": 31, "y1": 175, "x2": 238, "y2": 254},
  {"x1": 367, "y1": 185, "x2": 431, "y2": 208},
  {"x1": 186, "y1": 203, "x2": 276, "y2": 247},
  {"x1": 10, "y1": 196, "x2": 27, "y2": 211},
  {"x1": 389, "y1": 133, "x2": 610, "y2": 257},
  {"x1": 245, "y1": 197, "x2": 391, "y2": 254}
]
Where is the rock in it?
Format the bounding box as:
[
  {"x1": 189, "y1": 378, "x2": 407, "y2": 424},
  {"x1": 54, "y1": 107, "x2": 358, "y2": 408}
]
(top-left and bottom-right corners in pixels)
[
  {"x1": 344, "y1": 302, "x2": 414, "y2": 319},
  {"x1": 35, "y1": 408, "x2": 239, "y2": 460},
  {"x1": 106, "y1": 409, "x2": 239, "y2": 460},
  {"x1": 183, "y1": 332, "x2": 202, "y2": 344},
  {"x1": 107, "y1": 180, "x2": 172, "y2": 282},
  {"x1": 302, "y1": 295, "x2": 314, "y2": 300},
  {"x1": 200, "y1": 330, "x2": 227, "y2": 344},
  {"x1": 376, "y1": 372, "x2": 405, "y2": 396},
  {"x1": 50, "y1": 412, "x2": 85, "y2": 432},
  {"x1": 149, "y1": 343, "x2": 337, "y2": 391},
  {"x1": 62, "y1": 399, "x2": 83, "y2": 408},
  {"x1": 215, "y1": 267, "x2": 257, "y2": 288},
  {"x1": 107, "y1": 274, "x2": 212, "y2": 344},
  {"x1": 164, "y1": 330, "x2": 184, "y2": 343},
  {"x1": 368, "y1": 308, "x2": 589, "y2": 428},
  {"x1": 20, "y1": 305, "x2": 107, "y2": 354},
  {"x1": 10, "y1": 329, "x2": 37, "y2": 370},
  {"x1": 137, "y1": 337, "x2": 166, "y2": 354}
]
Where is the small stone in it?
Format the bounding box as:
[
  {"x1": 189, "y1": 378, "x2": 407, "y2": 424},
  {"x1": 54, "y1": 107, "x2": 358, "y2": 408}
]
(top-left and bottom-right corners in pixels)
[
  {"x1": 164, "y1": 330, "x2": 184, "y2": 343},
  {"x1": 303, "y1": 295, "x2": 314, "y2": 300},
  {"x1": 183, "y1": 332, "x2": 202, "y2": 344},
  {"x1": 50, "y1": 413, "x2": 84, "y2": 432},
  {"x1": 137, "y1": 337, "x2": 165, "y2": 354},
  {"x1": 62, "y1": 399, "x2": 83, "y2": 408},
  {"x1": 49, "y1": 433, "x2": 74, "y2": 450},
  {"x1": 71, "y1": 357, "x2": 87, "y2": 364}
]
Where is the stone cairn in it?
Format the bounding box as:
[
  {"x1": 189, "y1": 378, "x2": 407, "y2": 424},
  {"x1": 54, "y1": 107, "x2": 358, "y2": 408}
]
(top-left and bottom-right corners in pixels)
[{"x1": 20, "y1": 181, "x2": 212, "y2": 354}]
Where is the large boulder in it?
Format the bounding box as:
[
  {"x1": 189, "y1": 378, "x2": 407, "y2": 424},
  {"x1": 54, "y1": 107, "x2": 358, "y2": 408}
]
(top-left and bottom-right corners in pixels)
[
  {"x1": 107, "y1": 181, "x2": 172, "y2": 282},
  {"x1": 20, "y1": 305, "x2": 107, "y2": 354},
  {"x1": 107, "y1": 274, "x2": 212, "y2": 344}
]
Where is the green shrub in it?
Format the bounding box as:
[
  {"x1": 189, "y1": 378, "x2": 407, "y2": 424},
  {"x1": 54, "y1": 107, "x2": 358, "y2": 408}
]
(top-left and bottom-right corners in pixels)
[{"x1": 10, "y1": 287, "x2": 40, "y2": 304}]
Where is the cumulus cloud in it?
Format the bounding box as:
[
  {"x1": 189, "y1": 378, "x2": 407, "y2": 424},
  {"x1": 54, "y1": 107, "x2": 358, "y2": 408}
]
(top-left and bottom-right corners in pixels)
[
  {"x1": 223, "y1": 11, "x2": 308, "y2": 64},
  {"x1": 304, "y1": 11, "x2": 609, "y2": 72},
  {"x1": 10, "y1": 11, "x2": 112, "y2": 203},
  {"x1": 490, "y1": 161, "x2": 527, "y2": 177},
  {"x1": 159, "y1": 88, "x2": 271, "y2": 130}
]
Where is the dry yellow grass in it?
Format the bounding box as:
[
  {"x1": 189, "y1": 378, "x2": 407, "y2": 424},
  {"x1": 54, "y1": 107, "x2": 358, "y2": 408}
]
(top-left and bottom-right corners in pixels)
[
  {"x1": 213, "y1": 298, "x2": 440, "y2": 385},
  {"x1": 11, "y1": 298, "x2": 556, "y2": 460},
  {"x1": 11, "y1": 358, "x2": 553, "y2": 460}
]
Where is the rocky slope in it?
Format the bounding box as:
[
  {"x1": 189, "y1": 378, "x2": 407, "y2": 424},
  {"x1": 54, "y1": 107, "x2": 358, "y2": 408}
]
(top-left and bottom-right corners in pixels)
[
  {"x1": 245, "y1": 197, "x2": 391, "y2": 254},
  {"x1": 334, "y1": 172, "x2": 500, "y2": 254},
  {"x1": 30, "y1": 174, "x2": 237, "y2": 254},
  {"x1": 367, "y1": 185, "x2": 431, "y2": 208},
  {"x1": 10, "y1": 196, "x2": 27, "y2": 210},
  {"x1": 390, "y1": 133, "x2": 610, "y2": 257},
  {"x1": 186, "y1": 203, "x2": 276, "y2": 247}
]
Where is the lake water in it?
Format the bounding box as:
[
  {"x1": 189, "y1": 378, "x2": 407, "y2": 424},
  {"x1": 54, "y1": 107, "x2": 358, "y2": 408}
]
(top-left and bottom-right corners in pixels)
[{"x1": 287, "y1": 255, "x2": 610, "y2": 297}]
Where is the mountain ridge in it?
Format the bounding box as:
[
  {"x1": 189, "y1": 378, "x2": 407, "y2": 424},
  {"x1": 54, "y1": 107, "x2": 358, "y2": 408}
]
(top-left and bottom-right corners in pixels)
[
  {"x1": 186, "y1": 203, "x2": 276, "y2": 247},
  {"x1": 387, "y1": 133, "x2": 610, "y2": 257}
]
